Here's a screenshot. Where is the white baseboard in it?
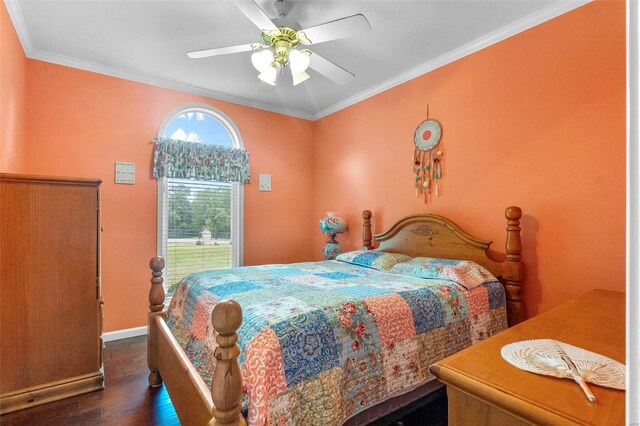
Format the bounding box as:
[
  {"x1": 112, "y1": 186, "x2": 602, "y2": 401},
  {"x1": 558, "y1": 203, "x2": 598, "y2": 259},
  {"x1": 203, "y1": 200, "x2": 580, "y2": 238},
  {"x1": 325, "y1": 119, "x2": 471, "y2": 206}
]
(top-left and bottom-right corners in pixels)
[{"x1": 102, "y1": 325, "x2": 147, "y2": 342}]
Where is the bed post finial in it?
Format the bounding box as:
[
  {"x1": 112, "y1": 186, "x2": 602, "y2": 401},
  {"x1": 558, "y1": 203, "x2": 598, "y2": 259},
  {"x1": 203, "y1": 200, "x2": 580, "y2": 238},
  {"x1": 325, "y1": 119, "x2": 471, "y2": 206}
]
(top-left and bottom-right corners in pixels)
[
  {"x1": 362, "y1": 210, "x2": 373, "y2": 250},
  {"x1": 209, "y1": 300, "x2": 246, "y2": 426},
  {"x1": 149, "y1": 257, "x2": 166, "y2": 312},
  {"x1": 504, "y1": 207, "x2": 524, "y2": 326},
  {"x1": 148, "y1": 256, "x2": 166, "y2": 387}
]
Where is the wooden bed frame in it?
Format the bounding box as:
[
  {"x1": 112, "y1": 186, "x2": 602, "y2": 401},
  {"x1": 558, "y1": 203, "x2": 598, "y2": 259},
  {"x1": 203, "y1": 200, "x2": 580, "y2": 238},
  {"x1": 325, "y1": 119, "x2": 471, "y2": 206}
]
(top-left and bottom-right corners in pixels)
[{"x1": 146, "y1": 207, "x2": 524, "y2": 425}]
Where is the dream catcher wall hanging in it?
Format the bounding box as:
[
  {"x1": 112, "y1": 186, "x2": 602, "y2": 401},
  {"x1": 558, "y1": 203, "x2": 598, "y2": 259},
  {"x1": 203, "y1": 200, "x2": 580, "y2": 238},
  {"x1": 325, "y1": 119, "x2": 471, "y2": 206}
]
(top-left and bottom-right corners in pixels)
[{"x1": 413, "y1": 113, "x2": 443, "y2": 204}]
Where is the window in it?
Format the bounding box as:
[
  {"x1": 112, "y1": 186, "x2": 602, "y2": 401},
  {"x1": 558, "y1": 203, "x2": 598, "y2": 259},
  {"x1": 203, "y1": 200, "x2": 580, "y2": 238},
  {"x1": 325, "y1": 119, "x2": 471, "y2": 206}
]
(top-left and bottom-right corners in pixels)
[{"x1": 157, "y1": 104, "x2": 244, "y2": 295}]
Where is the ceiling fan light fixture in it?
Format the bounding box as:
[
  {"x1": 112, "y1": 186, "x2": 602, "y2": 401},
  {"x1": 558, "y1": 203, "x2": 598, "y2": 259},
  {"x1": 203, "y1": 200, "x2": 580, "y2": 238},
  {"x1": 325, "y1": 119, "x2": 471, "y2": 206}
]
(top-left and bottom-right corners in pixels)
[
  {"x1": 258, "y1": 67, "x2": 278, "y2": 85},
  {"x1": 251, "y1": 49, "x2": 274, "y2": 73},
  {"x1": 292, "y1": 70, "x2": 310, "y2": 86},
  {"x1": 289, "y1": 49, "x2": 310, "y2": 73},
  {"x1": 188, "y1": 1, "x2": 369, "y2": 88}
]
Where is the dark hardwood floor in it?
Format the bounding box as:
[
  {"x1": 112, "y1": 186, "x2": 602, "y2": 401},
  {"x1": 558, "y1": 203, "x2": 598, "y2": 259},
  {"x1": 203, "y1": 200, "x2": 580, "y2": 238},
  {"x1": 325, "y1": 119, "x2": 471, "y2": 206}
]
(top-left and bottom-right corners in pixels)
[
  {"x1": 0, "y1": 336, "x2": 446, "y2": 425},
  {"x1": 1, "y1": 336, "x2": 179, "y2": 425}
]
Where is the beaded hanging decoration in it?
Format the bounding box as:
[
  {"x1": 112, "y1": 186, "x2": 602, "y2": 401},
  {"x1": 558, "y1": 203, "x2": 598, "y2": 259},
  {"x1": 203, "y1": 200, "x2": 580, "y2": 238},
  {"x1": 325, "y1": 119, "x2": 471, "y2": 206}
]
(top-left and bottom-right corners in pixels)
[{"x1": 413, "y1": 114, "x2": 443, "y2": 204}]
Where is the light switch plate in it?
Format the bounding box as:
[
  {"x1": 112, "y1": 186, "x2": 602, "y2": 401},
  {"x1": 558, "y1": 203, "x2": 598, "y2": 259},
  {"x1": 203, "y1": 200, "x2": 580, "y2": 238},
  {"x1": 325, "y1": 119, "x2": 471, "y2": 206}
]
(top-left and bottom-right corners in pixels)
[{"x1": 259, "y1": 174, "x2": 271, "y2": 191}]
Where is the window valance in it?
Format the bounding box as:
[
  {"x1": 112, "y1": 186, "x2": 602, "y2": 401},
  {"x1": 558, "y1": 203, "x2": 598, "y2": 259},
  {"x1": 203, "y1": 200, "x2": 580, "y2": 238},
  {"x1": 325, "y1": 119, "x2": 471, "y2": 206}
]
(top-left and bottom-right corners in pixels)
[{"x1": 153, "y1": 137, "x2": 251, "y2": 184}]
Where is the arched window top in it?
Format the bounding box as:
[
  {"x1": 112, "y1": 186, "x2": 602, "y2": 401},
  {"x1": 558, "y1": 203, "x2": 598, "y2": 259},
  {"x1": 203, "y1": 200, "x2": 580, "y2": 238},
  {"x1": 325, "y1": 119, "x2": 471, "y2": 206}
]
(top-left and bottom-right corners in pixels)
[{"x1": 158, "y1": 103, "x2": 243, "y2": 149}]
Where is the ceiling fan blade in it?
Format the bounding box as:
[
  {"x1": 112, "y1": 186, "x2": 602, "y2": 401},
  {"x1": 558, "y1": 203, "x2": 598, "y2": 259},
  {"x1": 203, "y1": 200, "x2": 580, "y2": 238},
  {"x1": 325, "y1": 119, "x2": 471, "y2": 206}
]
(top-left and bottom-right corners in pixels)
[
  {"x1": 187, "y1": 43, "x2": 254, "y2": 59},
  {"x1": 308, "y1": 52, "x2": 354, "y2": 85},
  {"x1": 234, "y1": 1, "x2": 279, "y2": 32},
  {"x1": 298, "y1": 14, "x2": 370, "y2": 45}
]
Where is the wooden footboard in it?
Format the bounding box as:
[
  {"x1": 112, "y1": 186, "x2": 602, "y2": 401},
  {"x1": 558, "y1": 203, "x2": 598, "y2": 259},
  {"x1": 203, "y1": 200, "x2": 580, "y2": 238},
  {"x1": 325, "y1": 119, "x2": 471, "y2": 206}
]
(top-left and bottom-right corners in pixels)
[
  {"x1": 154, "y1": 315, "x2": 212, "y2": 424},
  {"x1": 147, "y1": 258, "x2": 245, "y2": 426}
]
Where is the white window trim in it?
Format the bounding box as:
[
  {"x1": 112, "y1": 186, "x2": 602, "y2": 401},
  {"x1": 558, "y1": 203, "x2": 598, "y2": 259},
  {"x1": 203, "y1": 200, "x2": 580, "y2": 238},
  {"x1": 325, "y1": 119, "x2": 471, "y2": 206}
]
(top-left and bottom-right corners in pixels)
[{"x1": 156, "y1": 103, "x2": 245, "y2": 287}]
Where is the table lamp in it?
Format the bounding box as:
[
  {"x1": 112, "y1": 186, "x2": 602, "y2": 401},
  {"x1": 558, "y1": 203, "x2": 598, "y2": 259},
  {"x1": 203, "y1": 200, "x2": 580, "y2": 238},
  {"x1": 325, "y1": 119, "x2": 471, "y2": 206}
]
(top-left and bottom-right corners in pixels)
[{"x1": 319, "y1": 212, "x2": 347, "y2": 260}]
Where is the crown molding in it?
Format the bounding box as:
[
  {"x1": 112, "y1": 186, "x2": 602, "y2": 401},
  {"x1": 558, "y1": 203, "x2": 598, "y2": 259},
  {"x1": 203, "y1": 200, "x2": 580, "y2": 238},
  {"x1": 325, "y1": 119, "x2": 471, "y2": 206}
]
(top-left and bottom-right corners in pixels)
[
  {"x1": 5, "y1": 0, "x2": 589, "y2": 122},
  {"x1": 312, "y1": 0, "x2": 591, "y2": 120},
  {"x1": 4, "y1": 0, "x2": 31, "y2": 51},
  {"x1": 27, "y1": 47, "x2": 315, "y2": 121}
]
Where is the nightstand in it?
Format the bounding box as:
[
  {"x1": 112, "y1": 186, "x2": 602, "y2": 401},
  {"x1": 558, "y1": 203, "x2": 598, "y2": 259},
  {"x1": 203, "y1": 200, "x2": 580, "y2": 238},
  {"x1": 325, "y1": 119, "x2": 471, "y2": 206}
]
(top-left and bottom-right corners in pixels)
[{"x1": 430, "y1": 290, "x2": 625, "y2": 425}]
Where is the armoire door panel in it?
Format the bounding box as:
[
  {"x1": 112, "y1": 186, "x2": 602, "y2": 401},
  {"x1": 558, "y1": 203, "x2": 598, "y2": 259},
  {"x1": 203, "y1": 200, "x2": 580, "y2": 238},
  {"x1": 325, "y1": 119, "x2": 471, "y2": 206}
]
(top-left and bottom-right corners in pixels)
[{"x1": 0, "y1": 174, "x2": 104, "y2": 414}]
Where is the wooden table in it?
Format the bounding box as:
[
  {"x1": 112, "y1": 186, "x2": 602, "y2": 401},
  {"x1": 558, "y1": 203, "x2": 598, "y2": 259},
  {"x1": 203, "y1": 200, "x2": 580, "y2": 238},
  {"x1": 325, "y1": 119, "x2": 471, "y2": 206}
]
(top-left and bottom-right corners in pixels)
[{"x1": 430, "y1": 290, "x2": 625, "y2": 425}]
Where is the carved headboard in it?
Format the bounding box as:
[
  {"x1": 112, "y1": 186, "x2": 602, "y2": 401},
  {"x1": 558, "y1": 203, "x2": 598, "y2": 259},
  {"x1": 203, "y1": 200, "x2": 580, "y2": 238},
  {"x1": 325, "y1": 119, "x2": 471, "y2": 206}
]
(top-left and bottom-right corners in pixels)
[{"x1": 361, "y1": 208, "x2": 524, "y2": 326}]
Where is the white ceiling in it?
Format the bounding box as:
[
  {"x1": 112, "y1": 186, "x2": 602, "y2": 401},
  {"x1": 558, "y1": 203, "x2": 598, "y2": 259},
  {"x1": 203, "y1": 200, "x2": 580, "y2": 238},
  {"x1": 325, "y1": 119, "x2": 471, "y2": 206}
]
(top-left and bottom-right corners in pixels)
[{"x1": 6, "y1": 0, "x2": 589, "y2": 120}]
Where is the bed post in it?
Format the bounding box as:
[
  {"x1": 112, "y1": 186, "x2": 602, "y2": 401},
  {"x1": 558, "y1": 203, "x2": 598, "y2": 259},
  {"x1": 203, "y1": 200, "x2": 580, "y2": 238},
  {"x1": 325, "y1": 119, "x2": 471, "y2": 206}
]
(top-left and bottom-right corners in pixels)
[
  {"x1": 362, "y1": 210, "x2": 373, "y2": 250},
  {"x1": 148, "y1": 256, "x2": 166, "y2": 387},
  {"x1": 209, "y1": 300, "x2": 246, "y2": 426},
  {"x1": 504, "y1": 206, "x2": 524, "y2": 326}
]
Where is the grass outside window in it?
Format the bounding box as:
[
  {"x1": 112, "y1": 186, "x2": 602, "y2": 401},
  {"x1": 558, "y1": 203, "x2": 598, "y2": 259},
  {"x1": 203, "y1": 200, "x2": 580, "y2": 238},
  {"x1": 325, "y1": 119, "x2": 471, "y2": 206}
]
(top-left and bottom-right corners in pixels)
[{"x1": 166, "y1": 241, "x2": 231, "y2": 294}]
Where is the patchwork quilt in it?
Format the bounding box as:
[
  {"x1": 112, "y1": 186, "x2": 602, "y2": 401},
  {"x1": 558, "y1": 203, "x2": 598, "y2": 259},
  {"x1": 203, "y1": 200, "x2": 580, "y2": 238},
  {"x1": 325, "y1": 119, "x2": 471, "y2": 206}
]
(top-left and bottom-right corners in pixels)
[{"x1": 167, "y1": 259, "x2": 507, "y2": 426}]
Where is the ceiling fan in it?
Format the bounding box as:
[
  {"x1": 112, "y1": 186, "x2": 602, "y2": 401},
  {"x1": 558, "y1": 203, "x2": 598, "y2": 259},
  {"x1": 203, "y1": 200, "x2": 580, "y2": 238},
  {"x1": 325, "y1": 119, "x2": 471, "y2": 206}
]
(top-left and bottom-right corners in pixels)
[{"x1": 187, "y1": 0, "x2": 371, "y2": 86}]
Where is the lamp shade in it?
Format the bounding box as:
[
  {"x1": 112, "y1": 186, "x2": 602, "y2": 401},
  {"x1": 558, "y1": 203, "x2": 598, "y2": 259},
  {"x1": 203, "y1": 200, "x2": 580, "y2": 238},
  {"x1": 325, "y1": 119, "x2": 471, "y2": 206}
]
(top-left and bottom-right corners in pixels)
[
  {"x1": 258, "y1": 67, "x2": 278, "y2": 85},
  {"x1": 319, "y1": 212, "x2": 347, "y2": 234},
  {"x1": 289, "y1": 49, "x2": 310, "y2": 73},
  {"x1": 251, "y1": 49, "x2": 274, "y2": 73}
]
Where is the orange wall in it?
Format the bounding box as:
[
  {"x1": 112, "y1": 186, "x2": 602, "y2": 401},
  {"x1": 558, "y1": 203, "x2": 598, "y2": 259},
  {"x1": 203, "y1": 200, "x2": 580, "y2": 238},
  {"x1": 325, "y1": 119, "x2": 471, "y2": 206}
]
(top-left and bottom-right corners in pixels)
[
  {"x1": 25, "y1": 60, "x2": 315, "y2": 331},
  {"x1": 313, "y1": 1, "x2": 626, "y2": 317},
  {"x1": 0, "y1": 2, "x2": 27, "y2": 172},
  {"x1": 3, "y1": 0, "x2": 626, "y2": 330}
]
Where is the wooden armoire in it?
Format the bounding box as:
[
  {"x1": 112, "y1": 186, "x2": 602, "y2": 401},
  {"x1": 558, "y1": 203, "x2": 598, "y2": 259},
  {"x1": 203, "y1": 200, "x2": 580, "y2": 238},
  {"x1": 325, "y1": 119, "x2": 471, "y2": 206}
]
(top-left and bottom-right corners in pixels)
[{"x1": 0, "y1": 173, "x2": 104, "y2": 414}]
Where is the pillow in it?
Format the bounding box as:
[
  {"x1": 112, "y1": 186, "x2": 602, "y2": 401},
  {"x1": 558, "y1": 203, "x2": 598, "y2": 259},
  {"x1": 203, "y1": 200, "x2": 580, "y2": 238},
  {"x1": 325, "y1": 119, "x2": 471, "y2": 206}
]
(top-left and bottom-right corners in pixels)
[
  {"x1": 388, "y1": 257, "x2": 498, "y2": 290},
  {"x1": 335, "y1": 250, "x2": 412, "y2": 271}
]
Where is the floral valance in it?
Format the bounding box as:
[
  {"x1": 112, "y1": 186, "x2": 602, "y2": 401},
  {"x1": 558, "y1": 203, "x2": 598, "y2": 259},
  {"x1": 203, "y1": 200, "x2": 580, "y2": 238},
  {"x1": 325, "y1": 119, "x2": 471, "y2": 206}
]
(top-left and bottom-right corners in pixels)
[{"x1": 153, "y1": 137, "x2": 251, "y2": 184}]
